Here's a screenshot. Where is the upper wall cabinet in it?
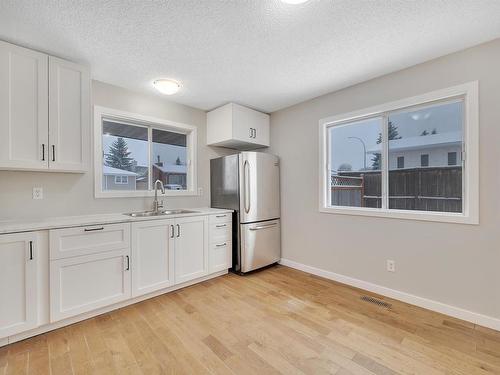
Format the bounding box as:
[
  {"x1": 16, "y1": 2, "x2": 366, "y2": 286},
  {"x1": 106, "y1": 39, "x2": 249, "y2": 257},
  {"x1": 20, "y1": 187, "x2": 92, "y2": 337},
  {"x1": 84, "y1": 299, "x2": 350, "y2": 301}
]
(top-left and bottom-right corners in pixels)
[
  {"x1": 207, "y1": 103, "x2": 270, "y2": 150},
  {"x1": 0, "y1": 40, "x2": 90, "y2": 173},
  {"x1": 48, "y1": 57, "x2": 90, "y2": 172},
  {"x1": 0, "y1": 41, "x2": 49, "y2": 170}
]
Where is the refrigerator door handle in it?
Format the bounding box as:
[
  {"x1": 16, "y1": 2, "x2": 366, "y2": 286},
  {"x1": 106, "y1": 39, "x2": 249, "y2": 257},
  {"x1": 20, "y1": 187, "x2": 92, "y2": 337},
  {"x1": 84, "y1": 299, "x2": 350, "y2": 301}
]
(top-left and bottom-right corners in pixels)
[
  {"x1": 244, "y1": 160, "x2": 251, "y2": 214},
  {"x1": 249, "y1": 223, "x2": 277, "y2": 231}
]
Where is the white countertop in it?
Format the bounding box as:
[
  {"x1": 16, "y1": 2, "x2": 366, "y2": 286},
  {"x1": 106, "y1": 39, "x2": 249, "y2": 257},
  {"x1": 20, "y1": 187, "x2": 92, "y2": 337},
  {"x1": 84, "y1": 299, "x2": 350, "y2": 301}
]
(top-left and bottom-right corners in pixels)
[{"x1": 0, "y1": 207, "x2": 233, "y2": 235}]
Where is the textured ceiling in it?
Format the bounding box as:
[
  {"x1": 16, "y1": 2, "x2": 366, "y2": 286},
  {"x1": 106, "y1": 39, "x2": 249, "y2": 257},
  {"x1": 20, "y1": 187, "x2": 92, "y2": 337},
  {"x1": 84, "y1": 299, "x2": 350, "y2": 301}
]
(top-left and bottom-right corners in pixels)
[{"x1": 0, "y1": 1, "x2": 499, "y2": 113}]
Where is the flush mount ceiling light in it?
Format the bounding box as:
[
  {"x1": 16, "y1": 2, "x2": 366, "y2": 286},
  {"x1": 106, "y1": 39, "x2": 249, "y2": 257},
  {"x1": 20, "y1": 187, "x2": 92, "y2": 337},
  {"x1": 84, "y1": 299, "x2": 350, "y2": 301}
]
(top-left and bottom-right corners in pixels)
[
  {"x1": 281, "y1": 0, "x2": 310, "y2": 4},
  {"x1": 153, "y1": 79, "x2": 181, "y2": 95}
]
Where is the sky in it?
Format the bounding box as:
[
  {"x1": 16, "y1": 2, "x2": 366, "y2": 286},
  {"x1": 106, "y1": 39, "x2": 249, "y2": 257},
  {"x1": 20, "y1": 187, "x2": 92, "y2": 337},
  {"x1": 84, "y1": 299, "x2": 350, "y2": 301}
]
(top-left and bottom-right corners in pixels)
[
  {"x1": 329, "y1": 100, "x2": 463, "y2": 171},
  {"x1": 102, "y1": 135, "x2": 187, "y2": 168}
]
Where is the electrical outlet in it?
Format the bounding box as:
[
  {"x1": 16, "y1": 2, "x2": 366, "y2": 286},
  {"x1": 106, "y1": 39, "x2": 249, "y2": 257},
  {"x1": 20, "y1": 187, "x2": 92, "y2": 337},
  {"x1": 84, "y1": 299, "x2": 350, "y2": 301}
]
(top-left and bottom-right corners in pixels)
[
  {"x1": 386, "y1": 259, "x2": 396, "y2": 272},
  {"x1": 33, "y1": 187, "x2": 43, "y2": 200}
]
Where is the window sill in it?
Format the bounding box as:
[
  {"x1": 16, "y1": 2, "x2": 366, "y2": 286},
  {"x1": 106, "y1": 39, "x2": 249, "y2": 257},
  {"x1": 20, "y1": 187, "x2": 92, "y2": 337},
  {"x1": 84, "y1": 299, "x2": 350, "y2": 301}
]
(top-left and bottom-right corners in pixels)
[
  {"x1": 95, "y1": 190, "x2": 199, "y2": 199},
  {"x1": 319, "y1": 206, "x2": 478, "y2": 225}
]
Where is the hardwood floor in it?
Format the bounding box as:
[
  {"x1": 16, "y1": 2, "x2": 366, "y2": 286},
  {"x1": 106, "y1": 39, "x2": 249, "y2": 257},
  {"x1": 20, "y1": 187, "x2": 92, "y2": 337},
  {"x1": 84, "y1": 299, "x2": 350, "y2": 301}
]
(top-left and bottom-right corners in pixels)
[{"x1": 1, "y1": 265, "x2": 500, "y2": 375}]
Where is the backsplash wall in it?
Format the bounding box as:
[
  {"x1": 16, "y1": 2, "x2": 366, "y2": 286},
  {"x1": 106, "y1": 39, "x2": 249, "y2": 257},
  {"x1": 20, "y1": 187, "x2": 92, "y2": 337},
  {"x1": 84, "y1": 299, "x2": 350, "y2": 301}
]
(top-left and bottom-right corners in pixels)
[{"x1": 0, "y1": 81, "x2": 233, "y2": 220}]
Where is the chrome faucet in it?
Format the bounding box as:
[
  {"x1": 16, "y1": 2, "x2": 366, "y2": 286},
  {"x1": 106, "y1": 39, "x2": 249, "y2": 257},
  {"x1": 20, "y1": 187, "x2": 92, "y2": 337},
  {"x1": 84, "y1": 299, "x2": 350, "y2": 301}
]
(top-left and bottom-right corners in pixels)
[{"x1": 153, "y1": 180, "x2": 165, "y2": 213}]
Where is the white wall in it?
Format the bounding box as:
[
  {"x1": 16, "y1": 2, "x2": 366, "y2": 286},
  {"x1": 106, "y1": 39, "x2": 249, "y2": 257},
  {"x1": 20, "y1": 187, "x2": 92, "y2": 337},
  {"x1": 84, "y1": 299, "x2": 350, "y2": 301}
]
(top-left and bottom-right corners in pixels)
[
  {"x1": 270, "y1": 39, "x2": 500, "y2": 320},
  {"x1": 0, "y1": 81, "x2": 233, "y2": 219}
]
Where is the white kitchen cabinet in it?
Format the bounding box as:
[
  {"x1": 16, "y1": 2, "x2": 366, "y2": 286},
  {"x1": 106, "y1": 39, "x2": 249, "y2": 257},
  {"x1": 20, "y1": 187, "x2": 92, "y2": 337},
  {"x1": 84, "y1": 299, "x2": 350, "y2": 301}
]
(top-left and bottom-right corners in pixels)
[
  {"x1": 0, "y1": 40, "x2": 48, "y2": 170},
  {"x1": 0, "y1": 232, "x2": 38, "y2": 338},
  {"x1": 0, "y1": 40, "x2": 90, "y2": 173},
  {"x1": 131, "y1": 219, "x2": 175, "y2": 297},
  {"x1": 174, "y1": 216, "x2": 209, "y2": 284},
  {"x1": 207, "y1": 103, "x2": 270, "y2": 150},
  {"x1": 209, "y1": 214, "x2": 232, "y2": 273},
  {"x1": 48, "y1": 56, "x2": 90, "y2": 172},
  {"x1": 50, "y1": 249, "x2": 131, "y2": 322}
]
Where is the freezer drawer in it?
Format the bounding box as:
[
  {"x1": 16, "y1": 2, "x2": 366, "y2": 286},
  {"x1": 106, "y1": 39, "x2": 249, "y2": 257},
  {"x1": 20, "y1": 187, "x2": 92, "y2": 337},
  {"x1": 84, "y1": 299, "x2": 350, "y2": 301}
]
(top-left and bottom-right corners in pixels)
[{"x1": 240, "y1": 219, "x2": 281, "y2": 273}]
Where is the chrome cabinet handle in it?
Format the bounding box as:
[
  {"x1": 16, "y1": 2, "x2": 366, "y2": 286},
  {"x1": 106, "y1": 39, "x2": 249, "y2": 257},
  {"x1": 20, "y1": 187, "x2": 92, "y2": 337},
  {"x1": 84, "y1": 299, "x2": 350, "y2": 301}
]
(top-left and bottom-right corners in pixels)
[
  {"x1": 252, "y1": 128, "x2": 256, "y2": 138},
  {"x1": 249, "y1": 128, "x2": 253, "y2": 138},
  {"x1": 29, "y1": 241, "x2": 33, "y2": 260},
  {"x1": 176, "y1": 224, "x2": 181, "y2": 237},
  {"x1": 170, "y1": 225, "x2": 175, "y2": 238},
  {"x1": 249, "y1": 223, "x2": 277, "y2": 231},
  {"x1": 216, "y1": 224, "x2": 227, "y2": 228},
  {"x1": 125, "y1": 255, "x2": 130, "y2": 271},
  {"x1": 215, "y1": 214, "x2": 226, "y2": 218},
  {"x1": 41, "y1": 144, "x2": 45, "y2": 161},
  {"x1": 84, "y1": 227, "x2": 104, "y2": 232},
  {"x1": 244, "y1": 160, "x2": 250, "y2": 214},
  {"x1": 216, "y1": 242, "x2": 227, "y2": 247},
  {"x1": 52, "y1": 145, "x2": 55, "y2": 162}
]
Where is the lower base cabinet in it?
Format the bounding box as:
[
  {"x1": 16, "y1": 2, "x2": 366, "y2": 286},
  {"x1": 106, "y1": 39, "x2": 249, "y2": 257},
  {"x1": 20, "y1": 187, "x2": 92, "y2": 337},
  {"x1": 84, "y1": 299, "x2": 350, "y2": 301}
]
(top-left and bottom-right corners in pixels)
[
  {"x1": 50, "y1": 249, "x2": 131, "y2": 322},
  {"x1": 131, "y1": 219, "x2": 175, "y2": 297},
  {"x1": 1, "y1": 211, "x2": 231, "y2": 344},
  {"x1": 0, "y1": 232, "x2": 38, "y2": 338},
  {"x1": 174, "y1": 216, "x2": 209, "y2": 284}
]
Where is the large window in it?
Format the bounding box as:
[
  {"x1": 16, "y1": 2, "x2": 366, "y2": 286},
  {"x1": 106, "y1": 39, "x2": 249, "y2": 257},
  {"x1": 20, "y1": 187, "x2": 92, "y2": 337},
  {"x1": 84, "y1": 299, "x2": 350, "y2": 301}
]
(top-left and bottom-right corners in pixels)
[
  {"x1": 94, "y1": 107, "x2": 197, "y2": 198},
  {"x1": 319, "y1": 82, "x2": 479, "y2": 224}
]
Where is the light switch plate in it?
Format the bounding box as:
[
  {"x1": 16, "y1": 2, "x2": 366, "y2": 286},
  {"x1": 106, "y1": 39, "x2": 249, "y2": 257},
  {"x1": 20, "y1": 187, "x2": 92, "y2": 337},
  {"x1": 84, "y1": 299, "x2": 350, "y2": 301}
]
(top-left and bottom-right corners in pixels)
[{"x1": 33, "y1": 187, "x2": 43, "y2": 200}]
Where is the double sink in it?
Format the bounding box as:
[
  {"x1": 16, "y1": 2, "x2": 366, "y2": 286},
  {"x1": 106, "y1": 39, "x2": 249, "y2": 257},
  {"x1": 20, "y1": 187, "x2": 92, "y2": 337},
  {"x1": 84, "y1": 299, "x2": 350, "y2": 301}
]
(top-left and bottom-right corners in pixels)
[{"x1": 124, "y1": 209, "x2": 199, "y2": 218}]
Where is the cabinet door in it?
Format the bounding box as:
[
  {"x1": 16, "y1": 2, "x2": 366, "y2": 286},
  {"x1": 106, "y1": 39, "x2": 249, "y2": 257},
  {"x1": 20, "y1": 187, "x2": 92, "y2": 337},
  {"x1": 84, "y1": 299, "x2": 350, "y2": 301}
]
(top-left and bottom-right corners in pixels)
[
  {"x1": 232, "y1": 103, "x2": 256, "y2": 144},
  {"x1": 48, "y1": 56, "x2": 90, "y2": 172},
  {"x1": 0, "y1": 232, "x2": 38, "y2": 338},
  {"x1": 251, "y1": 112, "x2": 270, "y2": 147},
  {"x1": 232, "y1": 103, "x2": 270, "y2": 147},
  {"x1": 131, "y1": 219, "x2": 175, "y2": 297},
  {"x1": 174, "y1": 216, "x2": 209, "y2": 284},
  {"x1": 0, "y1": 41, "x2": 48, "y2": 170},
  {"x1": 50, "y1": 249, "x2": 131, "y2": 322}
]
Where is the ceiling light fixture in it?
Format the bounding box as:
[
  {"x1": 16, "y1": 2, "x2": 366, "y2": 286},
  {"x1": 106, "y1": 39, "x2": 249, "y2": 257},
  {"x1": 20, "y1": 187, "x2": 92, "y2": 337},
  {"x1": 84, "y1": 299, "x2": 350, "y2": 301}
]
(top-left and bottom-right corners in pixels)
[
  {"x1": 281, "y1": 0, "x2": 310, "y2": 4},
  {"x1": 153, "y1": 79, "x2": 181, "y2": 95}
]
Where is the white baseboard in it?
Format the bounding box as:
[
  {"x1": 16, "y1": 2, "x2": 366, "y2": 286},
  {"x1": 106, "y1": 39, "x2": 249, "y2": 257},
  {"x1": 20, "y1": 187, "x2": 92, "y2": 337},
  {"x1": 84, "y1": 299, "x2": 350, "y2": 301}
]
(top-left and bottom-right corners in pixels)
[{"x1": 279, "y1": 258, "x2": 500, "y2": 332}]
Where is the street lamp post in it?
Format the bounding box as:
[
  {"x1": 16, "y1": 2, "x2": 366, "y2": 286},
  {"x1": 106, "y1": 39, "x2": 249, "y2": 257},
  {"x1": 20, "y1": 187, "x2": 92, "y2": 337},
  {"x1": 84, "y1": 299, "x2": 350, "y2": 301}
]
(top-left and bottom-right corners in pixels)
[{"x1": 348, "y1": 136, "x2": 367, "y2": 170}]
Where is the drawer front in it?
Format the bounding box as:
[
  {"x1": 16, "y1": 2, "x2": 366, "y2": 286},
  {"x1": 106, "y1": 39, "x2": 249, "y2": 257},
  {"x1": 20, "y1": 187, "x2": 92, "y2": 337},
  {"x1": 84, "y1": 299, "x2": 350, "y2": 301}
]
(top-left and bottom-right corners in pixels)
[
  {"x1": 209, "y1": 213, "x2": 232, "y2": 224},
  {"x1": 209, "y1": 241, "x2": 232, "y2": 273},
  {"x1": 50, "y1": 249, "x2": 131, "y2": 322},
  {"x1": 50, "y1": 223, "x2": 130, "y2": 260},
  {"x1": 240, "y1": 220, "x2": 281, "y2": 273},
  {"x1": 209, "y1": 222, "x2": 232, "y2": 244}
]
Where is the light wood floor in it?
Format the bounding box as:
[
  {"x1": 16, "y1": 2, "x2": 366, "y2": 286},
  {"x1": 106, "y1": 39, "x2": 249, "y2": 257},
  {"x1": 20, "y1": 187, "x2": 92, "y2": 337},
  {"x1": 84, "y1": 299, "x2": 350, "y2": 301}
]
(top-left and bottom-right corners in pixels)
[{"x1": 1, "y1": 265, "x2": 500, "y2": 375}]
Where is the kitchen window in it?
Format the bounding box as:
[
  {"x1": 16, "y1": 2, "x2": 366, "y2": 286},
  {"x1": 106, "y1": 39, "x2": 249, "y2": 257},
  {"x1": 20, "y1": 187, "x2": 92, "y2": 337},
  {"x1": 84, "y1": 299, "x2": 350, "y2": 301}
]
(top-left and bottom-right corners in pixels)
[
  {"x1": 94, "y1": 106, "x2": 197, "y2": 198},
  {"x1": 319, "y1": 82, "x2": 479, "y2": 224}
]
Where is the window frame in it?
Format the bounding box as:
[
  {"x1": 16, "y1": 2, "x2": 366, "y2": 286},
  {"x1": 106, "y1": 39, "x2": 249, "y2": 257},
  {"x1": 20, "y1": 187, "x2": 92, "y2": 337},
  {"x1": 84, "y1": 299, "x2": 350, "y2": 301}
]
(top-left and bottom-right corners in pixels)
[
  {"x1": 318, "y1": 81, "x2": 479, "y2": 224},
  {"x1": 94, "y1": 106, "x2": 198, "y2": 198},
  {"x1": 448, "y1": 151, "x2": 457, "y2": 166},
  {"x1": 420, "y1": 154, "x2": 429, "y2": 167},
  {"x1": 114, "y1": 175, "x2": 129, "y2": 185},
  {"x1": 396, "y1": 156, "x2": 405, "y2": 169}
]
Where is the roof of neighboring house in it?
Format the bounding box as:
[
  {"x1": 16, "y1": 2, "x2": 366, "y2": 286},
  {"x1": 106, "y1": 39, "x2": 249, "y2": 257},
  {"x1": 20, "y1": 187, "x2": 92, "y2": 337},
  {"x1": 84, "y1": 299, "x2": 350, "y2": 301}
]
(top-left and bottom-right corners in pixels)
[
  {"x1": 366, "y1": 131, "x2": 462, "y2": 154},
  {"x1": 103, "y1": 165, "x2": 138, "y2": 176},
  {"x1": 153, "y1": 164, "x2": 187, "y2": 174}
]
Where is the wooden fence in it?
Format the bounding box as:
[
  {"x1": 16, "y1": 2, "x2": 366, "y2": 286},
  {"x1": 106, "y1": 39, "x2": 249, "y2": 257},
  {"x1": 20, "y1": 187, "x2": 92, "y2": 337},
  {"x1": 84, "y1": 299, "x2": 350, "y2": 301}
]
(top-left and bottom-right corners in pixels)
[{"x1": 331, "y1": 167, "x2": 462, "y2": 212}]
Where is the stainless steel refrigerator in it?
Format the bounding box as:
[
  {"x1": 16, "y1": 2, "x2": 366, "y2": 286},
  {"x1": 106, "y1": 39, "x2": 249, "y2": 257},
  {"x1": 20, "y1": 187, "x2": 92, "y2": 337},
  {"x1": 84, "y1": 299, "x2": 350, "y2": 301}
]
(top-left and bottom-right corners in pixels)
[{"x1": 210, "y1": 152, "x2": 281, "y2": 273}]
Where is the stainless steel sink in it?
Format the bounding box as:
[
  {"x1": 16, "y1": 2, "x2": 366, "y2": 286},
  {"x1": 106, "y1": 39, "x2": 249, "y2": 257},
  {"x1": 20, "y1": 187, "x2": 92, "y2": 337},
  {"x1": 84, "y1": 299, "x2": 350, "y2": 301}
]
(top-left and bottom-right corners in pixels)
[{"x1": 124, "y1": 209, "x2": 199, "y2": 217}]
